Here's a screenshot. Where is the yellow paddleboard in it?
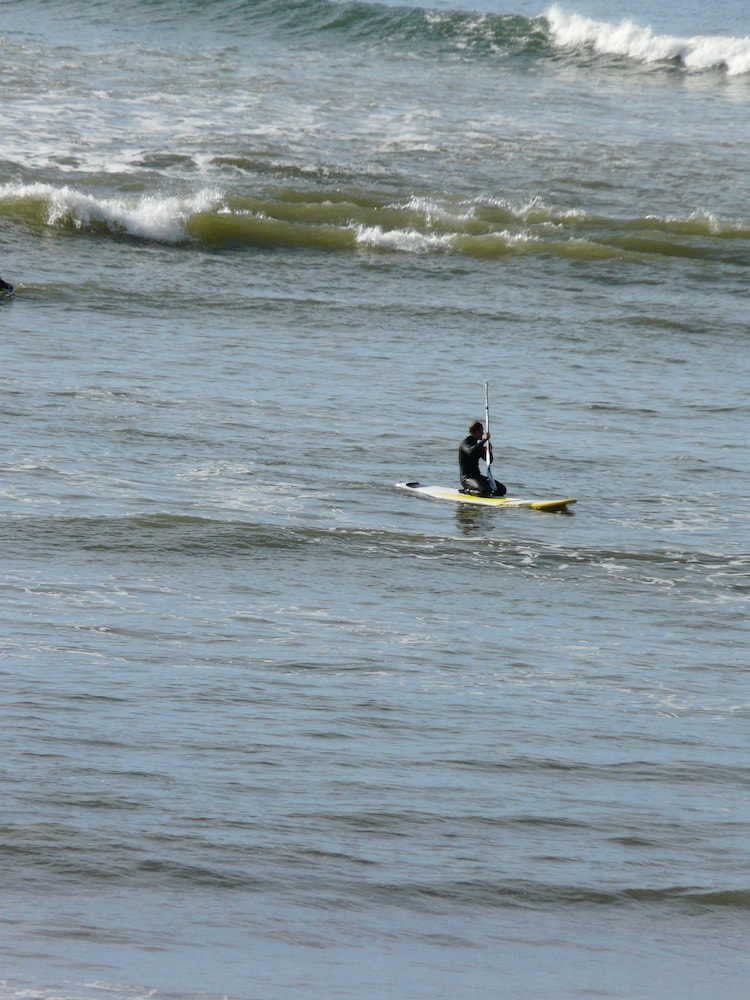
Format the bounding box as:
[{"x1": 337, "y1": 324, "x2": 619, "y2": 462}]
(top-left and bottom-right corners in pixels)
[{"x1": 396, "y1": 482, "x2": 576, "y2": 512}]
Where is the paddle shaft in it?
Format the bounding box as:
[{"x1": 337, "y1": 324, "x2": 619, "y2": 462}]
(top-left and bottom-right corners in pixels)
[{"x1": 484, "y1": 380, "x2": 497, "y2": 491}]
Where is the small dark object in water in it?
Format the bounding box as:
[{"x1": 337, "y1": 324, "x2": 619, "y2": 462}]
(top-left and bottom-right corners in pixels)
[{"x1": 0, "y1": 276, "x2": 14, "y2": 296}]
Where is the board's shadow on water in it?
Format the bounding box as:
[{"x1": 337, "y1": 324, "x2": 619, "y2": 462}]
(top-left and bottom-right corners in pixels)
[
  {"x1": 454, "y1": 500, "x2": 575, "y2": 535},
  {"x1": 454, "y1": 504, "x2": 498, "y2": 535}
]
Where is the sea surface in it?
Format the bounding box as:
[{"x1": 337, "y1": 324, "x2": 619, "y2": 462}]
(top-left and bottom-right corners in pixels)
[{"x1": 1, "y1": 1, "x2": 748, "y2": 998}]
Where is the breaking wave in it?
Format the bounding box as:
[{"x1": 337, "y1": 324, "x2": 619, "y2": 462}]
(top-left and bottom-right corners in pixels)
[
  {"x1": 546, "y1": 4, "x2": 750, "y2": 76},
  {"x1": 2, "y1": 180, "x2": 749, "y2": 264},
  {"x1": 4, "y1": 0, "x2": 749, "y2": 76}
]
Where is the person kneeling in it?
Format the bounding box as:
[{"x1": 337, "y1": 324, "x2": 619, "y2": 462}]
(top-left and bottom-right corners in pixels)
[{"x1": 458, "y1": 420, "x2": 506, "y2": 496}]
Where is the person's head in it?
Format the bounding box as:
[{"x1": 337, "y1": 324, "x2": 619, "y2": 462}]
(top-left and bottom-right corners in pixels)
[{"x1": 469, "y1": 420, "x2": 483, "y2": 439}]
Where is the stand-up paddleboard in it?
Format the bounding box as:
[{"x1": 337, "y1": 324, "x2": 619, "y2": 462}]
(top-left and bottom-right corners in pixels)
[{"x1": 396, "y1": 482, "x2": 576, "y2": 512}]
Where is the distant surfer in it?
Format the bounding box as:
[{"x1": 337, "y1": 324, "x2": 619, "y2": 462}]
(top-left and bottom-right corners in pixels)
[
  {"x1": 459, "y1": 420, "x2": 506, "y2": 497},
  {"x1": 0, "y1": 276, "x2": 13, "y2": 296}
]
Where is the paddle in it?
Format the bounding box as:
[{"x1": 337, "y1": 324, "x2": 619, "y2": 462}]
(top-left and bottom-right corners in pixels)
[{"x1": 484, "y1": 379, "x2": 497, "y2": 493}]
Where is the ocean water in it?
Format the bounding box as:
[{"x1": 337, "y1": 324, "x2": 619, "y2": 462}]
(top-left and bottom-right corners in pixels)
[{"x1": 1, "y1": 1, "x2": 748, "y2": 998}]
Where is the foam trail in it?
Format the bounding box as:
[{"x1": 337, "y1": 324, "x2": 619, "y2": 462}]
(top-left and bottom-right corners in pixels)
[{"x1": 546, "y1": 5, "x2": 750, "y2": 75}]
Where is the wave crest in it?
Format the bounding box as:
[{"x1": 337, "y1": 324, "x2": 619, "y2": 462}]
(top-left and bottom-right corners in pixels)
[
  {"x1": 2, "y1": 181, "x2": 749, "y2": 263},
  {"x1": 0, "y1": 181, "x2": 223, "y2": 243},
  {"x1": 546, "y1": 4, "x2": 750, "y2": 76}
]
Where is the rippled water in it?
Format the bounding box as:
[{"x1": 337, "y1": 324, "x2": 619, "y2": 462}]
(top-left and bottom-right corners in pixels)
[{"x1": 1, "y1": 1, "x2": 749, "y2": 998}]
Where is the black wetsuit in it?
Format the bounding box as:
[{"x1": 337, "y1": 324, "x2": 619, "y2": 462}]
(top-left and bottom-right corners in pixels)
[
  {"x1": 0, "y1": 276, "x2": 13, "y2": 296},
  {"x1": 458, "y1": 434, "x2": 506, "y2": 496}
]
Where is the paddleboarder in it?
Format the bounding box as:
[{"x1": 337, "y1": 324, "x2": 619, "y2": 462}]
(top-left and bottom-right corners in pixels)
[{"x1": 459, "y1": 420, "x2": 506, "y2": 497}]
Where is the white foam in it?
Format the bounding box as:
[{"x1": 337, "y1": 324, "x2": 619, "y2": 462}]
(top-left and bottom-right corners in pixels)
[
  {"x1": 354, "y1": 224, "x2": 454, "y2": 253},
  {"x1": 546, "y1": 5, "x2": 750, "y2": 76},
  {"x1": 0, "y1": 181, "x2": 223, "y2": 243}
]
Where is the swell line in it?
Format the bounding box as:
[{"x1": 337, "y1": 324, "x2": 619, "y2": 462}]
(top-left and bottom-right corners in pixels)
[
  {"x1": 3, "y1": 181, "x2": 749, "y2": 264},
  {"x1": 3, "y1": 0, "x2": 749, "y2": 76}
]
